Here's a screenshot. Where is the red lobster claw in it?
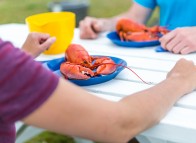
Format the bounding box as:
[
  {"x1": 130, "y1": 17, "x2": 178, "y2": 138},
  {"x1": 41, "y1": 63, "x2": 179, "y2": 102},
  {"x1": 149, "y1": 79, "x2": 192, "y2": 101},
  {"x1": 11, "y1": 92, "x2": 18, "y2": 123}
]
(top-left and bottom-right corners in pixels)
[
  {"x1": 60, "y1": 62, "x2": 94, "y2": 80},
  {"x1": 93, "y1": 57, "x2": 116, "y2": 75}
]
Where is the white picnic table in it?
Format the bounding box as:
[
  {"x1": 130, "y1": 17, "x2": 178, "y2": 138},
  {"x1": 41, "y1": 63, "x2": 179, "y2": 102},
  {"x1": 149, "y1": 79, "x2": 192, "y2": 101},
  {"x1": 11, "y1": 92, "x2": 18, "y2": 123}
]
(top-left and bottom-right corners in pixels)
[{"x1": 1, "y1": 23, "x2": 196, "y2": 143}]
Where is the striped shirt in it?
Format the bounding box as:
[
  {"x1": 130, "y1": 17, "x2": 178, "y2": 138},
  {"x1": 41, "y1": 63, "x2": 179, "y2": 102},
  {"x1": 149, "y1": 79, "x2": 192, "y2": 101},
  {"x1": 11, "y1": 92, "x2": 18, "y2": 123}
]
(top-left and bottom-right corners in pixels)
[{"x1": 0, "y1": 40, "x2": 59, "y2": 143}]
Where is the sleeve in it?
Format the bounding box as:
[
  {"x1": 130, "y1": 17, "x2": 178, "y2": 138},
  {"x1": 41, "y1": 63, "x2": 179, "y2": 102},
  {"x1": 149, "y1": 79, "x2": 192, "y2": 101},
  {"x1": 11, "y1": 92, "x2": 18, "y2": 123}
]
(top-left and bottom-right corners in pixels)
[
  {"x1": 133, "y1": 0, "x2": 157, "y2": 9},
  {"x1": 0, "y1": 41, "x2": 59, "y2": 123}
]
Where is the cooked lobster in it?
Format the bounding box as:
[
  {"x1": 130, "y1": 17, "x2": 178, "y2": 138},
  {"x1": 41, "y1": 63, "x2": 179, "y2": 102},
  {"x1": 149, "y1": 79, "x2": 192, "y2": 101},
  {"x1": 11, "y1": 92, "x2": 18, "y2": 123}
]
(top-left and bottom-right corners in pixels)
[
  {"x1": 116, "y1": 19, "x2": 169, "y2": 42},
  {"x1": 60, "y1": 44, "x2": 117, "y2": 80}
]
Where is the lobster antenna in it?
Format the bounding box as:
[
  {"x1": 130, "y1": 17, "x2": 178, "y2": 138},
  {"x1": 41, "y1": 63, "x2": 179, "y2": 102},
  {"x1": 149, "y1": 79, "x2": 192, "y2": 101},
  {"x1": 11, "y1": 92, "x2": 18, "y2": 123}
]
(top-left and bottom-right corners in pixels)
[{"x1": 98, "y1": 63, "x2": 152, "y2": 85}]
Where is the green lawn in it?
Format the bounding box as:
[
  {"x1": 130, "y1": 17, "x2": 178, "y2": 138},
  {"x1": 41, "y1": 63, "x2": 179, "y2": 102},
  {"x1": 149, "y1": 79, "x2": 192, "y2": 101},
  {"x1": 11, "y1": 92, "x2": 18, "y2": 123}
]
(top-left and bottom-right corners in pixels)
[
  {"x1": 24, "y1": 131, "x2": 75, "y2": 143},
  {"x1": 0, "y1": 0, "x2": 158, "y2": 142},
  {"x1": 0, "y1": 0, "x2": 158, "y2": 24},
  {"x1": 0, "y1": 0, "x2": 131, "y2": 24}
]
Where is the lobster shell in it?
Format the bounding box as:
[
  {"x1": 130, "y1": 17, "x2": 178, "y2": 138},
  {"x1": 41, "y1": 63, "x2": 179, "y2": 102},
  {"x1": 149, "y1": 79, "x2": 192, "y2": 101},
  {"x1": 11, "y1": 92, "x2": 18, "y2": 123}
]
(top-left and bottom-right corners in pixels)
[{"x1": 65, "y1": 44, "x2": 92, "y2": 68}]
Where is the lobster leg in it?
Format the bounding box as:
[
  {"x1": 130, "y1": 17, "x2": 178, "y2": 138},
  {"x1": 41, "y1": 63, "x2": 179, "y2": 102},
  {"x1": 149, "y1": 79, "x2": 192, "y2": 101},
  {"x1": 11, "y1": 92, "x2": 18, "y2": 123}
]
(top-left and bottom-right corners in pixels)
[{"x1": 119, "y1": 31, "x2": 125, "y2": 41}]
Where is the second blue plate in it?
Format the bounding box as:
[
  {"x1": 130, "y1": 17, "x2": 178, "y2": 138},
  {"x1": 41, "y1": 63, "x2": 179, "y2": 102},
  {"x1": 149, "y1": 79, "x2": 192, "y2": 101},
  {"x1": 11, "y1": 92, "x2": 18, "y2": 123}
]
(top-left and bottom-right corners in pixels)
[{"x1": 107, "y1": 31, "x2": 160, "y2": 47}]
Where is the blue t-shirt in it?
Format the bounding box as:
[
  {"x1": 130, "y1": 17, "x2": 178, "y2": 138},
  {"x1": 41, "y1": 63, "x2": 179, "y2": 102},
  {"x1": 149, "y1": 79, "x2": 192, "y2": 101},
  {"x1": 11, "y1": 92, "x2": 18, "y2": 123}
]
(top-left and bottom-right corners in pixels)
[{"x1": 134, "y1": 0, "x2": 196, "y2": 30}]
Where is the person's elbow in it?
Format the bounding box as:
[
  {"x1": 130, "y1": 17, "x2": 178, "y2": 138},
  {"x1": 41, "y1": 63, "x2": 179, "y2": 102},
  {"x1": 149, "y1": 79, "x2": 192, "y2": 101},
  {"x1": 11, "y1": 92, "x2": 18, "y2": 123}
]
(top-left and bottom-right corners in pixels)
[{"x1": 99, "y1": 105, "x2": 144, "y2": 142}]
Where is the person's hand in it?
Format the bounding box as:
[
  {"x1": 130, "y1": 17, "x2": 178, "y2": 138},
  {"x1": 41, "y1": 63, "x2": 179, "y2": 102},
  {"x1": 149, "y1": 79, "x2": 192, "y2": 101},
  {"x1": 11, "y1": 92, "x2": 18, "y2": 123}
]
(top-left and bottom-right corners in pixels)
[
  {"x1": 159, "y1": 27, "x2": 196, "y2": 54},
  {"x1": 79, "y1": 16, "x2": 114, "y2": 39},
  {"x1": 21, "y1": 32, "x2": 56, "y2": 58},
  {"x1": 167, "y1": 59, "x2": 196, "y2": 94}
]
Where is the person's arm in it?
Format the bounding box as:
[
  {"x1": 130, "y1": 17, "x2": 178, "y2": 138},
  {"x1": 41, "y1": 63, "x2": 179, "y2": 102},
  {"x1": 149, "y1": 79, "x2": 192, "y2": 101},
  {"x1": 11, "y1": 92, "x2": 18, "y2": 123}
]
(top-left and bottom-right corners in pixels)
[
  {"x1": 160, "y1": 27, "x2": 196, "y2": 54},
  {"x1": 21, "y1": 32, "x2": 56, "y2": 58},
  {"x1": 79, "y1": 2, "x2": 153, "y2": 39},
  {"x1": 110, "y1": 2, "x2": 153, "y2": 25},
  {"x1": 22, "y1": 59, "x2": 196, "y2": 143}
]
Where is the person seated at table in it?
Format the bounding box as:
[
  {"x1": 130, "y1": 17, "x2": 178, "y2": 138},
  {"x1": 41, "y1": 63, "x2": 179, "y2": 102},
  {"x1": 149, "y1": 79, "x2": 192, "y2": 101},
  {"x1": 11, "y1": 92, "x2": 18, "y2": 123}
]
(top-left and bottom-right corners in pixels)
[
  {"x1": 79, "y1": 0, "x2": 196, "y2": 54},
  {"x1": 1, "y1": 33, "x2": 196, "y2": 143}
]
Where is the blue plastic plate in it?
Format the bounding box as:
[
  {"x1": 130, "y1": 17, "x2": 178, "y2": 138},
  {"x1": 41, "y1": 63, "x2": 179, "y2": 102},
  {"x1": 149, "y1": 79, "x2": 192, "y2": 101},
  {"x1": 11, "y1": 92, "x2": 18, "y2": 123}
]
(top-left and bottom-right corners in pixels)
[
  {"x1": 107, "y1": 31, "x2": 160, "y2": 47},
  {"x1": 45, "y1": 56, "x2": 127, "y2": 86}
]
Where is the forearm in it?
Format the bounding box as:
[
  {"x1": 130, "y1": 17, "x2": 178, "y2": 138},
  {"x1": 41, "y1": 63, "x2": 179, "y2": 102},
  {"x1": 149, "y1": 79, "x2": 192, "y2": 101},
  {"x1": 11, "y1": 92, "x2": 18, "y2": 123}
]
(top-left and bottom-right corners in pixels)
[
  {"x1": 100, "y1": 2, "x2": 152, "y2": 31},
  {"x1": 118, "y1": 77, "x2": 189, "y2": 138}
]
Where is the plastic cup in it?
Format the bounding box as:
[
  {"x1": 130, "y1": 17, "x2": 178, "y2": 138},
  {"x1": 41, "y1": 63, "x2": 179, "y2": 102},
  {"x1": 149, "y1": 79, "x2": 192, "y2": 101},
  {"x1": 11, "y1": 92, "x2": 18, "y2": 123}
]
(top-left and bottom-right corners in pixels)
[{"x1": 26, "y1": 12, "x2": 75, "y2": 55}]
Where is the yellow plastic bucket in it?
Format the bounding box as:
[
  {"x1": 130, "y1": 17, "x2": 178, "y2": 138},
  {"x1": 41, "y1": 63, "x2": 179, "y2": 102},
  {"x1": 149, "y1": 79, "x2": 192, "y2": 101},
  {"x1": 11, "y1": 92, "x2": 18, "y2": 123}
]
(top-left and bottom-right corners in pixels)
[{"x1": 26, "y1": 12, "x2": 75, "y2": 55}]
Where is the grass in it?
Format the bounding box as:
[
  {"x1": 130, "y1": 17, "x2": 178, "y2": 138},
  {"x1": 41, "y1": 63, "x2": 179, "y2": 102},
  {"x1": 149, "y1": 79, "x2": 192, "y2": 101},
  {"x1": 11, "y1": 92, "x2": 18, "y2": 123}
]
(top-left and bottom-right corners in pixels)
[
  {"x1": 0, "y1": 0, "x2": 158, "y2": 142},
  {"x1": 25, "y1": 131, "x2": 75, "y2": 143},
  {"x1": 0, "y1": 0, "x2": 131, "y2": 24},
  {"x1": 0, "y1": 0, "x2": 158, "y2": 24},
  {"x1": 89, "y1": 0, "x2": 131, "y2": 18},
  {"x1": 0, "y1": 0, "x2": 47, "y2": 24}
]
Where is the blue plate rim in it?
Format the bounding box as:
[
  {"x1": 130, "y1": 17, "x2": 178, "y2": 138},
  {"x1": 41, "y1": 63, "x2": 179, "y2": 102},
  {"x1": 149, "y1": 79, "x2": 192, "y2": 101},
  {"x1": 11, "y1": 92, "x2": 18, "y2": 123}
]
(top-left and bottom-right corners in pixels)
[{"x1": 106, "y1": 31, "x2": 160, "y2": 47}]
